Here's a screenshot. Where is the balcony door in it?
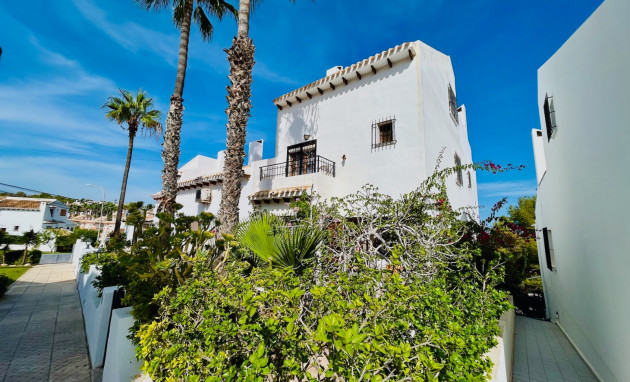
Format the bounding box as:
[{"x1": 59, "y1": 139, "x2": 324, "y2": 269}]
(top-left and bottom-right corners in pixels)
[{"x1": 287, "y1": 140, "x2": 317, "y2": 176}]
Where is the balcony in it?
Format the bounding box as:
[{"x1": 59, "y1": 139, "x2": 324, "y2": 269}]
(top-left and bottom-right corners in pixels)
[{"x1": 260, "y1": 155, "x2": 335, "y2": 180}]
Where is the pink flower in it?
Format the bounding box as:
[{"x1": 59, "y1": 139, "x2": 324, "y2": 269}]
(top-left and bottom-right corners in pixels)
[
  {"x1": 284, "y1": 202, "x2": 290, "y2": 207},
  {"x1": 293, "y1": 207, "x2": 299, "y2": 213},
  {"x1": 296, "y1": 198, "x2": 300, "y2": 201},
  {"x1": 287, "y1": 223, "x2": 292, "y2": 227}
]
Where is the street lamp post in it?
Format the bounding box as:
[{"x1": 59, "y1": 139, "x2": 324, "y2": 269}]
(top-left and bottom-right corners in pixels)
[{"x1": 86, "y1": 184, "x2": 105, "y2": 247}]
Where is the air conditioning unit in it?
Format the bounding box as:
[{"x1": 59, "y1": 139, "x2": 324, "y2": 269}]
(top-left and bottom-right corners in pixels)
[{"x1": 196, "y1": 188, "x2": 212, "y2": 204}]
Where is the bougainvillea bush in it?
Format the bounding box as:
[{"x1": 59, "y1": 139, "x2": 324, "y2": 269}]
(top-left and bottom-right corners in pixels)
[{"x1": 137, "y1": 160, "x2": 515, "y2": 381}]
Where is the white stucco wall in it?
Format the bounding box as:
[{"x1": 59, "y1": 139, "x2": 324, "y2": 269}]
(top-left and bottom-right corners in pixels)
[
  {"x1": 166, "y1": 40, "x2": 479, "y2": 222},
  {"x1": 418, "y1": 42, "x2": 478, "y2": 215},
  {"x1": 273, "y1": 40, "x2": 478, "y2": 212},
  {"x1": 0, "y1": 199, "x2": 74, "y2": 235},
  {"x1": 0, "y1": 207, "x2": 45, "y2": 235},
  {"x1": 103, "y1": 307, "x2": 144, "y2": 382},
  {"x1": 534, "y1": 0, "x2": 630, "y2": 380}
]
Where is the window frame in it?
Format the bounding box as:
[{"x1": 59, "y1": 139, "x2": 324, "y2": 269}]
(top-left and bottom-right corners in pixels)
[
  {"x1": 454, "y1": 153, "x2": 463, "y2": 186},
  {"x1": 448, "y1": 84, "x2": 459, "y2": 125},
  {"x1": 371, "y1": 117, "x2": 397, "y2": 149},
  {"x1": 543, "y1": 94, "x2": 557, "y2": 141},
  {"x1": 542, "y1": 227, "x2": 556, "y2": 271}
]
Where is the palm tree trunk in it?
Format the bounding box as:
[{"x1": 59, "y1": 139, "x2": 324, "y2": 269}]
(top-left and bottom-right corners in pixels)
[
  {"x1": 21, "y1": 244, "x2": 28, "y2": 265},
  {"x1": 219, "y1": 0, "x2": 254, "y2": 233},
  {"x1": 161, "y1": 0, "x2": 194, "y2": 216},
  {"x1": 114, "y1": 131, "x2": 136, "y2": 237}
]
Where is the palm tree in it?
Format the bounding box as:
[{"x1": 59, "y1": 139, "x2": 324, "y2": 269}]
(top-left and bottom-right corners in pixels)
[
  {"x1": 104, "y1": 89, "x2": 163, "y2": 238},
  {"x1": 20, "y1": 230, "x2": 39, "y2": 265},
  {"x1": 134, "y1": 0, "x2": 236, "y2": 217},
  {"x1": 219, "y1": 0, "x2": 298, "y2": 233}
]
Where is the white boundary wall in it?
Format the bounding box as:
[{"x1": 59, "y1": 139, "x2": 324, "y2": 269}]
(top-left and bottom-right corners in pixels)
[
  {"x1": 534, "y1": 0, "x2": 630, "y2": 380},
  {"x1": 103, "y1": 307, "x2": 144, "y2": 382}
]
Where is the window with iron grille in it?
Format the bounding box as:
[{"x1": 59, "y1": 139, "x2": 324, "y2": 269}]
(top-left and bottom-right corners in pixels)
[
  {"x1": 448, "y1": 84, "x2": 459, "y2": 124},
  {"x1": 454, "y1": 153, "x2": 463, "y2": 186},
  {"x1": 371, "y1": 117, "x2": 397, "y2": 149},
  {"x1": 543, "y1": 94, "x2": 557, "y2": 140},
  {"x1": 542, "y1": 227, "x2": 555, "y2": 270}
]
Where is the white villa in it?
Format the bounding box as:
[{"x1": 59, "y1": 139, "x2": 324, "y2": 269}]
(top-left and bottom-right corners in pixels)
[
  {"x1": 154, "y1": 40, "x2": 478, "y2": 220},
  {"x1": 532, "y1": 0, "x2": 630, "y2": 381},
  {"x1": 0, "y1": 196, "x2": 75, "y2": 235}
]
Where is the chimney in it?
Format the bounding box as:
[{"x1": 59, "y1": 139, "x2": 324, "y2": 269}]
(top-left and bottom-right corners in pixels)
[
  {"x1": 248, "y1": 140, "x2": 263, "y2": 164},
  {"x1": 326, "y1": 66, "x2": 343, "y2": 76}
]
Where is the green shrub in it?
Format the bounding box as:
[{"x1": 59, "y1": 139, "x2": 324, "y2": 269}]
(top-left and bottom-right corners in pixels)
[
  {"x1": 137, "y1": 159, "x2": 514, "y2": 381},
  {"x1": 27, "y1": 250, "x2": 42, "y2": 264},
  {"x1": 4, "y1": 250, "x2": 23, "y2": 265},
  {"x1": 0, "y1": 274, "x2": 9, "y2": 297}
]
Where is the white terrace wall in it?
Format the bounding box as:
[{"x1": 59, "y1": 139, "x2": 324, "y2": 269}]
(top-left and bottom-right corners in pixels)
[
  {"x1": 535, "y1": 0, "x2": 630, "y2": 380},
  {"x1": 103, "y1": 307, "x2": 144, "y2": 382},
  {"x1": 275, "y1": 49, "x2": 426, "y2": 201}
]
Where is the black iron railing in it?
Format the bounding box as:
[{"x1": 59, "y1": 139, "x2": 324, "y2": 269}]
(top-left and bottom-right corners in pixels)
[{"x1": 260, "y1": 155, "x2": 335, "y2": 180}]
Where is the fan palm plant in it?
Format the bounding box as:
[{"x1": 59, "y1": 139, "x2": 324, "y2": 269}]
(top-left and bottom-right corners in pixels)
[
  {"x1": 134, "y1": 0, "x2": 236, "y2": 216},
  {"x1": 104, "y1": 89, "x2": 163, "y2": 237},
  {"x1": 236, "y1": 214, "x2": 323, "y2": 275}
]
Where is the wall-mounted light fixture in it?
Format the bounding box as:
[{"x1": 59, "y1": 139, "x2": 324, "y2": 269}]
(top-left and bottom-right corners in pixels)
[
  {"x1": 303, "y1": 134, "x2": 311, "y2": 141},
  {"x1": 342, "y1": 154, "x2": 346, "y2": 161}
]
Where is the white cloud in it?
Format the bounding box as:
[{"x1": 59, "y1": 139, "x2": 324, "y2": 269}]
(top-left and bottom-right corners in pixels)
[
  {"x1": 477, "y1": 180, "x2": 537, "y2": 198},
  {"x1": 253, "y1": 62, "x2": 300, "y2": 85},
  {"x1": 70, "y1": 0, "x2": 179, "y2": 66}
]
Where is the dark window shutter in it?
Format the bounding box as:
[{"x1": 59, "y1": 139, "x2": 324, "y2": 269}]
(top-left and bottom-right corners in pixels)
[
  {"x1": 543, "y1": 227, "x2": 553, "y2": 270},
  {"x1": 543, "y1": 95, "x2": 553, "y2": 140},
  {"x1": 195, "y1": 189, "x2": 201, "y2": 201}
]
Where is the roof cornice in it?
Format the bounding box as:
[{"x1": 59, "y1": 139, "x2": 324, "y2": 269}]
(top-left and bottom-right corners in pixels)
[{"x1": 273, "y1": 41, "x2": 416, "y2": 109}]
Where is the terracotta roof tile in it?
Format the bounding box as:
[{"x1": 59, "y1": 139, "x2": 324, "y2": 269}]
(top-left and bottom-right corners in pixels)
[{"x1": 0, "y1": 199, "x2": 42, "y2": 210}]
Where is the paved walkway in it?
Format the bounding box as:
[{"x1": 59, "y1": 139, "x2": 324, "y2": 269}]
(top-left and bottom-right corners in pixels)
[
  {"x1": 0, "y1": 264, "x2": 91, "y2": 382},
  {"x1": 513, "y1": 315, "x2": 598, "y2": 382}
]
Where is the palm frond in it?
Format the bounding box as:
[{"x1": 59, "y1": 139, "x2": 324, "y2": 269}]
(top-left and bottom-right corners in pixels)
[
  {"x1": 134, "y1": 0, "x2": 171, "y2": 11},
  {"x1": 193, "y1": 6, "x2": 214, "y2": 41}
]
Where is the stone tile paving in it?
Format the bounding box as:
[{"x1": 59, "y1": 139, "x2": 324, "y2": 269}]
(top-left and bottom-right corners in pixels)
[
  {"x1": 513, "y1": 315, "x2": 599, "y2": 382},
  {"x1": 0, "y1": 264, "x2": 91, "y2": 382}
]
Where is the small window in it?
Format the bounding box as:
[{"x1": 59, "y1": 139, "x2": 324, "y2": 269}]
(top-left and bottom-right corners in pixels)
[
  {"x1": 195, "y1": 189, "x2": 202, "y2": 202},
  {"x1": 454, "y1": 153, "x2": 463, "y2": 186},
  {"x1": 467, "y1": 171, "x2": 472, "y2": 188},
  {"x1": 60, "y1": 209, "x2": 67, "y2": 217},
  {"x1": 13, "y1": 226, "x2": 19, "y2": 231},
  {"x1": 0, "y1": 228, "x2": 6, "y2": 232},
  {"x1": 543, "y1": 94, "x2": 557, "y2": 140},
  {"x1": 372, "y1": 117, "x2": 397, "y2": 149},
  {"x1": 542, "y1": 227, "x2": 556, "y2": 270},
  {"x1": 448, "y1": 84, "x2": 459, "y2": 124}
]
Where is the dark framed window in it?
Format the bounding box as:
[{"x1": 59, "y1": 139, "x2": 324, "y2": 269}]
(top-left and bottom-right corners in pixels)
[
  {"x1": 448, "y1": 84, "x2": 459, "y2": 124},
  {"x1": 467, "y1": 171, "x2": 472, "y2": 188},
  {"x1": 286, "y1": 140, "x2": 317, "y2": 176},
  {"x1": 454, "y1": 153, "x2": 463, "y2": 186},
  {"x1": 60, "y1": 209, "x2": 67, "y2": 217},
  {"x1": 542, "y1": 227, "x2": 555, "y2": 270},
  {"x1": 195, "y1": 189, "x2": 202, "y2": 202},
  {"x1": 0, "y1": 228, "x2": 6, "y2": 232},
  {"x1": 371, "y1": 117, "x2": 397, "y2": 149},
  {"x1": 543, "y1": 94, "x2": 557, "y2": 141},
  {"x1": 13, "y1": 226, "x2": 19, "y2": 231}
]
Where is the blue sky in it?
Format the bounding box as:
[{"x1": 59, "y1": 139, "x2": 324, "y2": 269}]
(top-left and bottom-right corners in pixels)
[{"x1": 0, "y1": 0, "x2": 602, "y2": 216}]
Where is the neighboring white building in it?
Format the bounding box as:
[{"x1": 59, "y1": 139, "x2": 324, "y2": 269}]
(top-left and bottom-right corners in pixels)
[
  {"x1": 0, "y1": 197, "x2": 75, "y2": 235},
  {"x1": 532, "y1": 0, "x2": 630, "y2": 381},
  {"x1": 154, "y1": 40, "x2": 478, "y2": 220}
]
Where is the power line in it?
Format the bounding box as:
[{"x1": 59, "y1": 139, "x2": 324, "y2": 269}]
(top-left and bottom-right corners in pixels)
[{"x1": 0, "y1": 182, "x2": 80, "y2": 200}]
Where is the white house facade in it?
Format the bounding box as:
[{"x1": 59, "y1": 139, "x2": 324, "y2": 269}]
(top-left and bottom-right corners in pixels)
[
  {"x1": 0, "y1": 197, "x2": 76, "y2": 235},
  {"x1": 532, "y1": 0, "x2": 630, "y2": 381},
  {"x1": 154, "y1": 40, "x2": 478, "y2": 220}
]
